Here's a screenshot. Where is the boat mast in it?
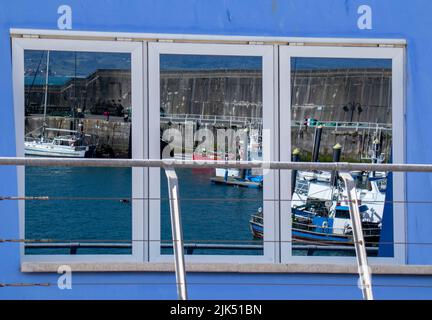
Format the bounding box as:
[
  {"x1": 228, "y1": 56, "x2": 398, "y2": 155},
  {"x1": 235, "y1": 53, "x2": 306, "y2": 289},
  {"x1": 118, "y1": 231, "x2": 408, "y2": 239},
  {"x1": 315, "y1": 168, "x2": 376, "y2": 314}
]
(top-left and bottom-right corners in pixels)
[{"x1": 42, "y1": 50, "x2": 50, "y2": 140}]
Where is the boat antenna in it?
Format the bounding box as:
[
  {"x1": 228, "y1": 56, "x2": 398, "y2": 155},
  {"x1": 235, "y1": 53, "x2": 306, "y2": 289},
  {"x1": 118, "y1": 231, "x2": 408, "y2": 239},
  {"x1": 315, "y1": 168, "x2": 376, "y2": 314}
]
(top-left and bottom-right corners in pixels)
[
  {"x1": 25, "y1": 51, "x2": 45, "y2": 110},
  {"x1": 42, "y1": 50, "x2": 50, "y2": 140},
  {"x1": 72, "y1": 51, "x2": 77, "y2": 131}
]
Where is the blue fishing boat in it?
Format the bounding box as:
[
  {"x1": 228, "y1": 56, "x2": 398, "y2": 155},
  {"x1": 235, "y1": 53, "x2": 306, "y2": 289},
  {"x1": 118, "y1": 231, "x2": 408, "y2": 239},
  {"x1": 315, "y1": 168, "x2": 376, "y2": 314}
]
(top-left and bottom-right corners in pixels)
[{"x1": 250, "y1": 201, "x2": 381, "y2": 246}]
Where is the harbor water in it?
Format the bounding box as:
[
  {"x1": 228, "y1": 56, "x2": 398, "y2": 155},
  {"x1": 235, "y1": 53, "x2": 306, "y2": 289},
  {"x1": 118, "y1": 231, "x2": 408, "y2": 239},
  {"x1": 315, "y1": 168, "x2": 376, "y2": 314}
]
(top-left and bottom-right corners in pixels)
[
  {"x1": 25, "y1": 166, "x2": 264, "y2": 255},
  {"x1": 25, "y1": 167, "x2": 133, "y2": 255}
]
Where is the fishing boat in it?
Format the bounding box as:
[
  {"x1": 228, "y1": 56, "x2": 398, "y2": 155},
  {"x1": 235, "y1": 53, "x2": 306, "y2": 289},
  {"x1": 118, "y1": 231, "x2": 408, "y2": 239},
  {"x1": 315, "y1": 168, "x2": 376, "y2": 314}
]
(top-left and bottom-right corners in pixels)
[
  {"x1": 250, "y1": 169, "x2": 383, "y2": 245},
  {"x1": 293, "y1": 171, "x2": 386, "y2": 223},
  {"x1": 249, "y1": 201, "x2": 381, "y2": 246},
  {"x1": 24, "y1": 50, "x2": 98, "y2": 158}
]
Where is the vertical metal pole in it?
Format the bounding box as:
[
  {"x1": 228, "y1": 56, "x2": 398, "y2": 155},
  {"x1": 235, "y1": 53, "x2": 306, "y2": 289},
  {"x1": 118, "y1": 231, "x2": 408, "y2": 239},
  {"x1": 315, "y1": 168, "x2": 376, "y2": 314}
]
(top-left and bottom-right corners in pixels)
[
  {"x1": 164, "y1": 168, "x2": 188, "y2": 300},
  {"x1": 339, "y1": 172, "x2": 374, "y2": 300},
  {"x1": 330, "y1": 143, "x2": 342, "y2": 187},
  {"x1": 42, "y1": 50, "x2": 50, "y2": 138},
  {"x1": 312, "y1": 125, "x2": 323, "y2": 162},
  {"x1": 291, "y1": 148, "x2": 300, "y2": 195}
]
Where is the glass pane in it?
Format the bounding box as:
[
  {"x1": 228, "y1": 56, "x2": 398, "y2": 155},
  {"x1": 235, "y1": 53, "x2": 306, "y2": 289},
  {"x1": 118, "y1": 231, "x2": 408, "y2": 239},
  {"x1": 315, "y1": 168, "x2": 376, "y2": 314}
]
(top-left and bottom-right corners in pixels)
[
  {"x1": 290, "y1": 57, "x2": 393, "y2": 257},
  {"x1": 24, "y1": 50, "x2": 132, "y2": 255},
  {"x1": 159, "y1": 54, "x2": 264, "y2": 255}
]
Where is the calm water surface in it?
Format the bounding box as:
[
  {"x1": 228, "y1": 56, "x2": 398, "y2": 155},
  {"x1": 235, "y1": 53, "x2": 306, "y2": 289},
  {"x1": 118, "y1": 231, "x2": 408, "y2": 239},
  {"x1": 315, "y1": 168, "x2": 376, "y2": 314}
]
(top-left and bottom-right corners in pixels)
[{"x1": 25, "y1": 167, "x2": 264, "y2": 255}]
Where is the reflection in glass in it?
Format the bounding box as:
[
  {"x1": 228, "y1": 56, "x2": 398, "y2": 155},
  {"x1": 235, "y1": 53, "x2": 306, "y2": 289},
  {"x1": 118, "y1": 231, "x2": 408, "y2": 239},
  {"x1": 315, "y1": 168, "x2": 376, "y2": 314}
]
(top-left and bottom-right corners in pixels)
[
  {"x1": 289, "y1": 58, "x2": 393, "y2": 257},
  {"x1": 159, "y1": 54, "x2": 264, "y2": 255},
  {"x1": 24, "y1": 50, "x2": 132, "y2": 255}
]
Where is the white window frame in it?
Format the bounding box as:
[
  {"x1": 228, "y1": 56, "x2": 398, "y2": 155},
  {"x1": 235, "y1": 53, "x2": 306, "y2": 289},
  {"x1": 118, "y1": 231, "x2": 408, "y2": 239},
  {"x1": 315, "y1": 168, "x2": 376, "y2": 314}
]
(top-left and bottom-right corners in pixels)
[
  {"x1": 148, "y1": 42, "x2": 278, "y2": 263},
  {"x1": 12, "y1": 38, "x2": 146, "y2": 263},
  {"x1": 10, "y1": 30, "x2": 408, "y2": 270},
  {"x1": 279, "y1": 45, "x2": 406, "y2": 265}
]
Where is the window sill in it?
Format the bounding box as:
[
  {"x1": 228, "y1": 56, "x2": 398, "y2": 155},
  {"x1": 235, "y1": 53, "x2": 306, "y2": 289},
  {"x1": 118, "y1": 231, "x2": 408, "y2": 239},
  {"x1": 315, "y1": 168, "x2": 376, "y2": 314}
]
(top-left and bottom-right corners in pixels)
[{"x1": 21, "y1": 262, "x2": 432, "y2": 275}]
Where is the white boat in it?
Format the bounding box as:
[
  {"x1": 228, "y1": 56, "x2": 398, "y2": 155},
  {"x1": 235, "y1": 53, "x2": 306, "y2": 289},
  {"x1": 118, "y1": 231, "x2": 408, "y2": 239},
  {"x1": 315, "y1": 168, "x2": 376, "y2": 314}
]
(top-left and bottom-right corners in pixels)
[
  {"x1": 215, "y1": 168, "x2": 240, "y2": 177},
  {"x1": 215, "y1": 127, "x2": 262, "y2": 179},
  {"x1": 292, "y1": 173, "x2": 386, "y2": 223},
  {"x1": 25, "y1": 130, "x2": 93, "y2": 158},
  {"x1": 297, "y1": 170, "x2": 331, "y2": 183},
  {"x1": 357, "y1": 176, "x2": 386, "y2": 222}
]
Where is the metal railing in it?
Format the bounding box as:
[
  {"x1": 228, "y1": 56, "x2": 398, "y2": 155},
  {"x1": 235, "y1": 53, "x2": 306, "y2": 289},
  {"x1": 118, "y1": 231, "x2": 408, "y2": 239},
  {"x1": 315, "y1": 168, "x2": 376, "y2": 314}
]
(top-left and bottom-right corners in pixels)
[
  {"x1": 2, "y1": 157, "x2": 432, "y2": 300},
  {"x1": 0, "y1": 157, "x2": 429, "y2": 171},
  {"x1": 292, "y1": 120, "x2": 392, "y2": 132},
  {"x1": 160, "y1": 113, "x2": 391, "y2": 132},
  {"x1": 160, "y1": 113, "x2": 262, "y2": 126}
]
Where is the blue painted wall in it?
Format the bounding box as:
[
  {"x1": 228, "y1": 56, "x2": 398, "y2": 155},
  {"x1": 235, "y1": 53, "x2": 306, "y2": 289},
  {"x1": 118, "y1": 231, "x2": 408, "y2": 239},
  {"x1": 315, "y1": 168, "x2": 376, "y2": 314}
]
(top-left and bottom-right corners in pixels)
[{"x1": 1, "y1": 0, "x2": 432, "y2": 299}]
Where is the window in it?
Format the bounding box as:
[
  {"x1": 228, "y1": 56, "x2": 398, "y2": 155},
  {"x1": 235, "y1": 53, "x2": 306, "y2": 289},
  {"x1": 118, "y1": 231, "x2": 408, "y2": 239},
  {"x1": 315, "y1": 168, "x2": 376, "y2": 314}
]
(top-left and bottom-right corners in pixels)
[
  {"x1": 13, "y1": 38, "x2": 144, "y2": 263},
  {"x1": 148, "y1": 43, "x2": 277, "y2": 263},
  {"x1": 279, "y1": 46, "x2": 405, "y2": 264},
  {"x1": 12, "y1": 33, "x2": 406, "y2": 268}
]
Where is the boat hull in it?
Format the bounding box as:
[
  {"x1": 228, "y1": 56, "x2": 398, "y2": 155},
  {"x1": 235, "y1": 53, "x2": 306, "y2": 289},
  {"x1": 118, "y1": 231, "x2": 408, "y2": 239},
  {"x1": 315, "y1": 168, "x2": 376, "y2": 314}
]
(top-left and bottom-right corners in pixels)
[
  {"x1": 249, "y1": 220, "x2": 380, "y2": 247},
  {"x1": 250, "y1": 221, "x2": 263, "y2": 239},
  {"x1": 192, "y1": 153, "x2": 221, "y2": 173}
]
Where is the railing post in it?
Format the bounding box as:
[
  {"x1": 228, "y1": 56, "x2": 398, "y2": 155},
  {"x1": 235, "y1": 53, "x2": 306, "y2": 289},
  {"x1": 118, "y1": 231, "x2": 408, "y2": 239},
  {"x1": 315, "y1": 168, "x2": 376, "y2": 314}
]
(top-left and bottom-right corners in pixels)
[
  {"x1": 339, "y1": 172, "x2": 374, "y2": 300},
  {"x1": 164, "y1": 168, "x2": 188, "y2": 300}
]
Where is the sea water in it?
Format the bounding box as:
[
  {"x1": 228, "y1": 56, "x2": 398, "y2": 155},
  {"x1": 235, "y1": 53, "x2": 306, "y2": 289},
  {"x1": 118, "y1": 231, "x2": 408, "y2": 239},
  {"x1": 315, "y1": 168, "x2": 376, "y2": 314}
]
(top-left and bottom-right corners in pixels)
[
  {"x1": 25, "y1": 166, "x2": 133, "y2": 255},
  {"x1": 25, "y1": 167, "x2": 263, "y2": 255}
]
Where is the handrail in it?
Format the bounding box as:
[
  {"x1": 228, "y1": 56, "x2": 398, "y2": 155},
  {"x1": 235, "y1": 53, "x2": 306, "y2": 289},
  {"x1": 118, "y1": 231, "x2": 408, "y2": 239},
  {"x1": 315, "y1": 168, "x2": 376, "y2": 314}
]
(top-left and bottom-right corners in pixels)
[{"x1": 0, "y1": 157, "x2": 431, "y2": 172}]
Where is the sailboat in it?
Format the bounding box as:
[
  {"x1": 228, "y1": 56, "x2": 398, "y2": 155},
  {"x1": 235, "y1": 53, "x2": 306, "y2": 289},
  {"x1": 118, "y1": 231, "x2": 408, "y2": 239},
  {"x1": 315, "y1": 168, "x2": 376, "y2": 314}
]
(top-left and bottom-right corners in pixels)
[{"x1": 24, "y1": 51, "x2": 98, "y2": 158}]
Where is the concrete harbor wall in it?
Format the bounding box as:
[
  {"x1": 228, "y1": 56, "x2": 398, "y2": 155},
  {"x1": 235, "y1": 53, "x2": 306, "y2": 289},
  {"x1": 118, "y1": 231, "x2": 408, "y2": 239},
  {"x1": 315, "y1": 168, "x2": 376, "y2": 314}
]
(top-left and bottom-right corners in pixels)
[
  {"x1": 160, "y1": 70, "x2": 263, "y2": 119},
  {"x1": 26, "y1": 69, "x2": 132, "y2": 116},
  {"x1": 291, "y1": 126, "x2": 391, "y2": 162},
  {"x1": 291, "y1": 69, "x2": 392, "y2": 124},
  {"x1": 26, "y1": 68, "x2": 391, "y2": 121},
  {"x1": 160, "y1": 68, "x2": 391, "y2": 122}
]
